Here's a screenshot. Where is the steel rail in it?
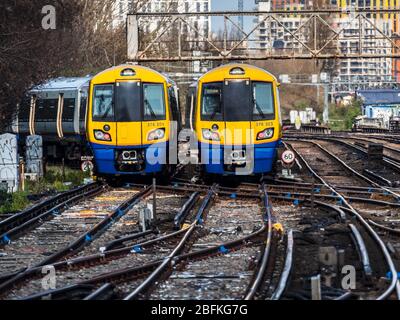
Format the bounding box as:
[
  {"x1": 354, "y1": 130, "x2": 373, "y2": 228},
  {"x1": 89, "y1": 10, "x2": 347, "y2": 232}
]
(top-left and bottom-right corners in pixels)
[
  {"x1": 271, "y1": 230, "x2": 294, "y2": 300},
  {"x1": 173, "y1": 192, "x2": 200, "y2": 229},
  {"x1": 83, "y1": 283, "x2": 115, "y2": 300},
  {"x1": 0, "y1": 186, "x2": 152, "y2": 295},
  {"x1": 123, "y1": 185, "x2": 217, "y2": 300},
  {"x1": 295, "y1": 139, "x2": 400, "y2": 200},
  {"x1": 21, "y1": 284, "x2": 95, "y2": 300},
  {"x1": 349, "y1": 224, "x2": 373, "y2": 277},
  {"x1": 287, "y1": 136, "x2": 400, "y2": 182},
  {"x1": 0, "y1": 185, "x2": 105, "y2": 245},
  {"x1": 244, "y1": 185, "x2": 273, "y2": 300},
  {"x1": 325, "y1": 138, "x2": 400, "y2": 174},
  {"x1": 0, "y1": 182, "x2": 102, "y2": 240},
  {"x1": 289, "y1": 143, "x2": 399, "y2": 300},
  {"x1": 21, "y1": 224, "x2": 268, "y2": 300},
  {"x1": 367, "y1": 219, "x2": 400, "y2": 235},
  {"x1": 162, "y1": 183, "x2": 400, "y2": 208},
  {"x1": 103, "y1": 230, "x2": 157, "y2": 251}
]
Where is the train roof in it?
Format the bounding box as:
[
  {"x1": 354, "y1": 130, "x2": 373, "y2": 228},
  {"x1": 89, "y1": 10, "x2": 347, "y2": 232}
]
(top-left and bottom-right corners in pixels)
[
  {"x1": 198, "y1": 63, "x2": 279, "y2": 83},
  {"x1": 91, "y1": 64, "x2": 174, "y2": 85},
  {"x1": 31, "y1": 76, "x2": 92, "y2": 92}
]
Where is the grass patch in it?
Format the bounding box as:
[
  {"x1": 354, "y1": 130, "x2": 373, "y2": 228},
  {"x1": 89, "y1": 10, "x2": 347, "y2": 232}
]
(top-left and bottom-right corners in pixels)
[
  {"x1": 0, "y1": 166, "x2": 90, "y2": 214},
  {"x1": 0, "y1": 190, "x2": 30, "y2": 214}
]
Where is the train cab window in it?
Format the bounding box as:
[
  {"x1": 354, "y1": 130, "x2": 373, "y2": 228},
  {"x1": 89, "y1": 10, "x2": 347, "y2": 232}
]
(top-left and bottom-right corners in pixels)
[
  {"x1": 252, "y1": 82, "x2": 275, "y2": 121},
  {"x1": 63, "y1": 98, "x2": 75, "y2": 121},
  {"x1": 143, "y1": 84, "x2": 166, "y2": 121},
  {"x1": 201, "y1": 82, "x2": 223, "y2": 121},
  {"x1": 93, "y1": 85, "x2": 114, "y2": 121}
]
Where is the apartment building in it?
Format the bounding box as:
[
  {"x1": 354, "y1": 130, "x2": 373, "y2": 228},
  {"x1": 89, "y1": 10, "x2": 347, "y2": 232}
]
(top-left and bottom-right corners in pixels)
[
  {"x1": 254, "y1": 0, "x2": 400, "y2": 94},
  {"x1": 113, "y1": 0, "x2": 212, "y2": 51}
]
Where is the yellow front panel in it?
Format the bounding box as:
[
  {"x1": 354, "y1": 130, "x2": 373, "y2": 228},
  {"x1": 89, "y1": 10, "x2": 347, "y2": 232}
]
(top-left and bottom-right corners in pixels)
[
  {"x1": 224, "y1": 122, "x2": 252, "y2": 146},
  {"x1": 117, "y1": 122, "x2": 142, "y2": 146}
]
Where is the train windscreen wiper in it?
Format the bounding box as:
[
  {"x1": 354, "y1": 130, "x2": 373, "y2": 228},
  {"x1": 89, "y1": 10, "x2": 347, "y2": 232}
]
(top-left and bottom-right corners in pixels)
[
  {"x1": 145, "y1": 100, "x2": 157, "y2": 119},
  {"x1": 254, "y1": 100, "x2": 265, "y2": 119}
]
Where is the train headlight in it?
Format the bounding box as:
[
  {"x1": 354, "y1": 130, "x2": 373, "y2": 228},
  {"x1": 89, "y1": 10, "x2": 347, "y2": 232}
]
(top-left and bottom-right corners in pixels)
[
  {"x1": 94, "y1": 130, "x2": 112, "y2": 141},
  {"x1": 257, "y1": 128, "x2": 274, "y2": 140},
  {"x1": 148, "y1": 128, "x2": 165, "y2": 141},
  {"x1": 202, "y1": 129, "x2": 220, "y2": 141}
]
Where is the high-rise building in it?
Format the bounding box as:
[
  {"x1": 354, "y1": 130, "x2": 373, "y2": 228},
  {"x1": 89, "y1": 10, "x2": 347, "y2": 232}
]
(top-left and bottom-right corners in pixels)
[
  {"x1": 113, "y1": 0, "x2": 212, "y2": 51},
  {"x1": 254, "y1": 0, "x2": 400, "y2": 95}
]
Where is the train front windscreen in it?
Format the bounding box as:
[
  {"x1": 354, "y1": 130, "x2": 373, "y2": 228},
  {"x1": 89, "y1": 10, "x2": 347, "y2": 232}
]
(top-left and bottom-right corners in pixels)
[{"x1": 200, "y1": 80, "x2": 275, "y2": 122}]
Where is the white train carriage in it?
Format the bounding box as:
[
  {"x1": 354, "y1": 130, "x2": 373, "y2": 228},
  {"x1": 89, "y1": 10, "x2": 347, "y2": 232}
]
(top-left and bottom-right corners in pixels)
[{"x1": 15, "y1": 76, "x2": 92, "y2": 161}]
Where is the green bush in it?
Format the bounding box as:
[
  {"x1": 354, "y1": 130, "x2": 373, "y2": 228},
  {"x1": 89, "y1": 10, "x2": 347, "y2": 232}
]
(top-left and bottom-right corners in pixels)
[{"x1": 329, "y1": 100, "x2": 362, "y2": 131}]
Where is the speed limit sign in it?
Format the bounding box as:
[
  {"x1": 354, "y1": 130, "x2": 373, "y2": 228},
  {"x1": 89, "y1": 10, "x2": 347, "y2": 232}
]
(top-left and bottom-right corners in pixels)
[
  {"x1": 282, "y1": 150, "x2": 295, "y2": 166},
  {"x1": 81, "y1": 160, "x2": 94, "y2": 173}
]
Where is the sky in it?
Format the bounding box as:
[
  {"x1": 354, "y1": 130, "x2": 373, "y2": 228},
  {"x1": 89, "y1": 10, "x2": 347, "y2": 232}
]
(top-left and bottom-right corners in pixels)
[{"x1": 211, "y1": 0, "x2": 255, "y2": 32}]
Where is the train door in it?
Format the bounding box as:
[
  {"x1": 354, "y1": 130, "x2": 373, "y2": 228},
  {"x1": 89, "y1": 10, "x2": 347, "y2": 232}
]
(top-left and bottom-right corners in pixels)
[
  {"x1": 115, "y1": 80, "x2": 142, "y2": 146},
  {"x1": 223, "y1": 79, "x2": 252, "y2": 146}
]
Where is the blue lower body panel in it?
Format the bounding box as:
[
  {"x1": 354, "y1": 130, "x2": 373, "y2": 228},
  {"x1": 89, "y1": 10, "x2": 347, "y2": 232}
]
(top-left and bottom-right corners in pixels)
[
  {"x1": 90, "y1": 142, "x2": 167, "y2": 175},
  {"x1": 200, "y1": 140, "x2": 280, "y2": 175}
]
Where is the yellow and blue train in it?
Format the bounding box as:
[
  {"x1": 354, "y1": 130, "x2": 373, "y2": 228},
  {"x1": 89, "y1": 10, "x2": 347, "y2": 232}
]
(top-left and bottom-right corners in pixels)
[
  {"x1": 86, "y1": 65, "x2": 181, "y2": 181},
  {"x1": 185, "y1": 64, "x2": 282, "y2": 176}
]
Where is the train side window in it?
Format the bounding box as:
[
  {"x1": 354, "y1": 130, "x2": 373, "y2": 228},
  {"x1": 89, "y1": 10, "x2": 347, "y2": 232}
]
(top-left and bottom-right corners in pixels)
[
  {"x1": 201, "y1": 82, "x2": 223, "y2": 121},
  {"x1": 252, "y1": 82, "x2": 275, "y2": 121},
  {"x1": 36, "y1": 98, "x2": 58, "y2": 121},
  {"x1": 18, "y1": 95, "x2": 31, "y2": 121},
  {"x1": 63, "y1": 98, "x2": 75, "y2": 121},
  {"x1": 93, "y1": 85, "x2": 114, "y2": 121}
]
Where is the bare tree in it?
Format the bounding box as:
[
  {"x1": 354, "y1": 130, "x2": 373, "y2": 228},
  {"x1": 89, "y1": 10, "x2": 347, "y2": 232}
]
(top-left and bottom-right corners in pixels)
[{"x1": 0, "y1": 0, "x2": 131, "y2": 131}]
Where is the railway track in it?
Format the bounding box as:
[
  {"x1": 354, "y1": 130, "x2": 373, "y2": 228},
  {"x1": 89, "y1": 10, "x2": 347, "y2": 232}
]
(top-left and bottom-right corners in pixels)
[
  {"x1": 284, "y1": 142, "x2": 399, "y2": 300},
  {"x1": 0, "y1": 184, "x2": 287, "y2": 300},
  {"x1": 287, "y1": 140, "x2": 400, "y2": 200},
  {"x1": 143, "y1": 188, "x2": 270, "y2": 300},
  {"x1": 315, "y1": 139, "x2": 400, "y2": 187},
  {"x1": 0, "y1": 182, "x2": 103, "y2": 242},
  {"x1": 0, "y1": 188, "x2": 149, "y2": 276},
  {"x1": 2, "y1": 135, "x2": 400, "y2": 300}
]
